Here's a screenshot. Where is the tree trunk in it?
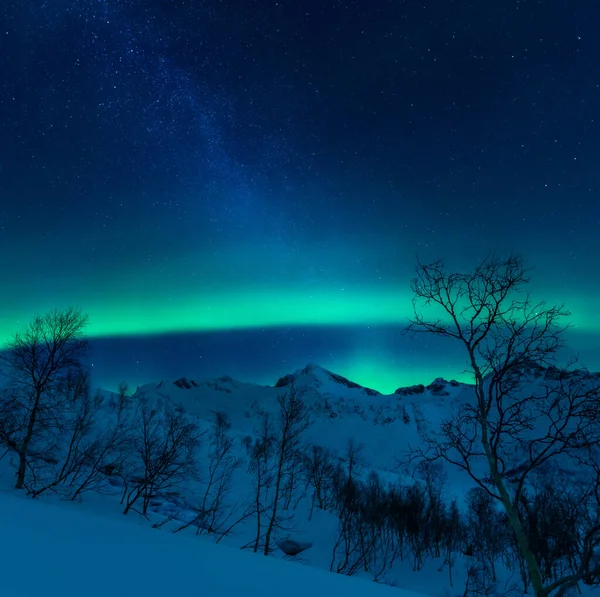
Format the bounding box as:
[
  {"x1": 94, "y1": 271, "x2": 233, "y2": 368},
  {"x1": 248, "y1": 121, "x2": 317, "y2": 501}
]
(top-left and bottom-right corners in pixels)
[
  {"x1": 15, "y1": 451, "x2": 27, "y2": 490},
  {"x1": 253, "y1": 470, "x2": 262, "y2": 552},
  {"x1": 263, "y1": 444, "x2": 286, "y2": 556},
  {"x1": 15, "y1": 389, "x2": 42, "y2": 490},
  {"x1": 469, "y1": 356, "x2": 545, "y2": 597},
  {"x1": 479, "y1": 405, "x2": 545, "y2": 597}
]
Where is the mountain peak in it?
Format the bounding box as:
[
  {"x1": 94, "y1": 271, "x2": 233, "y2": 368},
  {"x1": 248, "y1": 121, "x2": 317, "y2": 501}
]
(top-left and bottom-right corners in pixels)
[{"x1": 274, "y1": 363, "x2": 381, "y2": 397}]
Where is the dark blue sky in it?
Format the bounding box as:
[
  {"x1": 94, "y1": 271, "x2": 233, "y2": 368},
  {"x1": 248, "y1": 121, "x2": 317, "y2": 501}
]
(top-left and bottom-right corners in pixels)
[{"x1": 1, "y1": 0, "x2": 599, "y2": 392}]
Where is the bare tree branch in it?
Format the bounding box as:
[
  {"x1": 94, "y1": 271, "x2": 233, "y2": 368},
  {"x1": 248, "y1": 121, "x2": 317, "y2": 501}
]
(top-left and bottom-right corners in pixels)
[
  {"x1": 407, "y1": 255, "x2": 600, "y2": 597},
  {"x1": 0, "y1": 307, "x2": 88, "y2": 490}
]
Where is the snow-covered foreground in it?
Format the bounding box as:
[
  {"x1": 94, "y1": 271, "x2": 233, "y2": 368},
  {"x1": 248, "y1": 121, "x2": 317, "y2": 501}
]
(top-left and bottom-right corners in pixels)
[{"x1": 0, "y1": 490, "x2": 420, "y2": 597}]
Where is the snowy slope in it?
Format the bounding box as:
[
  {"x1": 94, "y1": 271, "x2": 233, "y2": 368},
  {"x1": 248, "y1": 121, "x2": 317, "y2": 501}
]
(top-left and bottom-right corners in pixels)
[
  {"x1": 0, "y1": 490, "x2": 421, "y2": 597},
  {"x1": 137, "y1": 363, "x2": 471, "y2": 477},
  {"x1": 119, "y1": 363, "x2": 600, "y2": 596},
  {"x1": 121, "y1": 364, "x2": 481, "y2": 595},
  {"x1": 2, "y1": 362, "x2": 596, "y2": 597}
]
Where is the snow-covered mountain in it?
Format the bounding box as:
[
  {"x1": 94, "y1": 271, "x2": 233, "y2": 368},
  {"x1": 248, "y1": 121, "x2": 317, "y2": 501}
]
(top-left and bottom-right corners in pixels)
[
  {"x1": 135, "y1": 363, "x2": 471, "y2": 481},
  {"x1": 1, "y1": 362, "x2": 598, "y2": 597}
]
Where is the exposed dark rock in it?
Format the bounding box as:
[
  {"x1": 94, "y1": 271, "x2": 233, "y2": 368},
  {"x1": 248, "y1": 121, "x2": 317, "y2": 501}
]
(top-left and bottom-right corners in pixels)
[
  {"x1": 275, "y1": 373, "x2": 295, "y2": 388},
  {"x1": 199, "y1": 376, "x2": 237, "y2": 393},
  {"x1": 394, "y1": 384, "x2": 425, "y2": 396},
  {"x1": 277, "y1": 538, "x2": 313, "y2": 556},
  {"x1": 395, "y1": 378, "x2": 462, "y2": 397},
  {"x1": 427, "y1": 378, "x2": 450, "y2": 396}
]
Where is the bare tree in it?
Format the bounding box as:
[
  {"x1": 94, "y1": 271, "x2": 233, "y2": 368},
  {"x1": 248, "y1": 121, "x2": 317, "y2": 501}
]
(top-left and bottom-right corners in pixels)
[
  {"x1": 466, "y1": 487, "x2": 508, "y2": 583},
  {"x1": 27, "y1": 370, "x2": 101, "y2": 497},
  {"x1": 330, "y1": 438, "x2": 368, "y2": 575},
  {"x1": 243, "y1": 385, "x2": 311, "y2": 555},
  {"x1": 191, "y1": 411, "x2": 241, "y2": 535},
  {"x1": 244, "y1": 413, "x2": 276, "y2": 552},
  {"x1": 408, "y1": 255, "x2": 600, "y2": 597},
  {"x1": 403, "y1": 482, "x2": 430, "y2": 570},
  {"x1": 304, "y1": 444, "x2": 337, "y2": 519},
  {"x1": 281, "y1": 447, "x2": 306, "y2": 511},
  {"x1": 417, "y1": 460, "x2": 448, "y2": 559},
  {"x1": 360, "y1": 471, "x2": 400, "y2": 582},
  {"x1": 443, "y1": 499, "x2": 464, "y2": 587},
  {"x1": 263, "y1": 384, "x2": 310, "y2": 555},
  {"x1": 122, "y1": 396, "x2": 201, "y2": 516},
  {"x1": 0, "y1": 307, "x2": 88, "y2": 489},
  {"x1": 69, "y1": 382, "x2": 134, "y2": 501}
]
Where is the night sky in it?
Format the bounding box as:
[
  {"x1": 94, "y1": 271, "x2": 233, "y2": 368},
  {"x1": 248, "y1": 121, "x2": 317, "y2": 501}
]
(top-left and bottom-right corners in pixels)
[{"x1": 1, "y1": 1, "x2": 599, "y2": 392}]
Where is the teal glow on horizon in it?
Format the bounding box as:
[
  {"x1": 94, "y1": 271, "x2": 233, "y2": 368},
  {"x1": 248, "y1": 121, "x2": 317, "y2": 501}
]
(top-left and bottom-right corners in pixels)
[
  {"x1": 1, "y1": 234, "x2": 598, "y2": 397},
  {"x1": 2, "y1": 286, "x2": 596, "y2": 398},
  {"x1": 1, "y1": 284, "x2": 597, "y2": 345}
]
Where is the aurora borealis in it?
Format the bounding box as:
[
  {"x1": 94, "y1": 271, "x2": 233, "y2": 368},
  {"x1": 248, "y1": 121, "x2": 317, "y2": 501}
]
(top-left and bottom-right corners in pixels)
[{"x1": 1, "y1": 1, "x2": 599, "y2": 393}]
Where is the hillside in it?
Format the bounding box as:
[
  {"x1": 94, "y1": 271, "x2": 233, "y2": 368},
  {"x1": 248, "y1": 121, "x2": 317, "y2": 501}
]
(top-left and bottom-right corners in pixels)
[
  {"x1": 0, "y1": 490, "x2": 417, "y2": 597},
  {"x1": 0, "y1": 362, "x2": 598, "y2": 597},
  {"x1": 137, "y1": 363, "x2": 472, "y2": 491}
]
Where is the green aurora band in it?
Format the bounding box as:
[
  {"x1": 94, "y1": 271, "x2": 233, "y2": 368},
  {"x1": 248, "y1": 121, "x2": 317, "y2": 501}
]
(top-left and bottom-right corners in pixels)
[
  {"x1": 1, "y1": 285, "x2": 596, "y2": 343},
  {"x1": 1, "y1": 240, "x2": 597, "y2": 394}
]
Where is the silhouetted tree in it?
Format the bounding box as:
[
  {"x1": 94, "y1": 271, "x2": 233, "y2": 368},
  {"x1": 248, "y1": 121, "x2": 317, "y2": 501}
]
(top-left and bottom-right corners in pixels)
[
  {"x1": 263, "y1": 383, "x2": 310, "y2": 555},
  {"x1": 304, "y1": 444, "x2": 337, "y2": 519},
  {"x1": 408, "y1": 255, "x2": 600, "y2": 597},
  {"x1": 69, "y1": 381, "x2": 133, "y2": 501},
  {"x1": 27, "y1": 370, "x2": 100, "y2": 497},
  {"x1": 0, "y1": 307, "x2": 89, "y2": 489},
  {"x1": 197, "y1": 411, "x2": 241, "y2": 534},
  {"x1": 360, "y1": 471, "x2": 399, "y2": 582},
  {"x1": 330, "y1": 439, "x2": 369, "y2": 575},
  {"x1": 466, "y1": 488, "x2": 507, "y2": 582},
  {"x1": 122, "y1": 396, "x2": 201, "y2": 516},
  {"x1": 443, "y1": 499, "x2": 464, "y2": 587},
  {"x1": 244, "y1": 413, "x2": 276, "y2": 552}
]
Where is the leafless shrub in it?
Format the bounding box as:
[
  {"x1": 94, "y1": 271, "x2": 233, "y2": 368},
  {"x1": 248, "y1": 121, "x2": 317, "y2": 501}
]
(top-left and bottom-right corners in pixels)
[
  {"x1": 303, "y1": 444, "x2": 338, "y2": 519},
  {"x1": 176, "y1": 411, "x2": 241, "y2": 537},
  {"x1": 121, "y1": 397, "x2": 201, "y2": 517}
]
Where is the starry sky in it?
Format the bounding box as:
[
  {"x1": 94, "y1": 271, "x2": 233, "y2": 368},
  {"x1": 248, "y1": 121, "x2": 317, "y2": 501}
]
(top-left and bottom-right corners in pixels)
[{"x1": 1, "y1": 0, "x2": 599, "y2": 393}]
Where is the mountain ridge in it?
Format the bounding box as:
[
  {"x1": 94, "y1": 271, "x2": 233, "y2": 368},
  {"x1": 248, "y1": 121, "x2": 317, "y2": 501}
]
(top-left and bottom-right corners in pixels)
[{"x1": 136, "y1": 361, "x2": 474, "y2": 399}]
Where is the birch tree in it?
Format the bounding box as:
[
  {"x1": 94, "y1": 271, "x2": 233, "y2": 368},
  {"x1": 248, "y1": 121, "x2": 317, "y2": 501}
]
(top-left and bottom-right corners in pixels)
[{"x1": 408, "y1": 255, "x2": 600, "y2": 597}]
